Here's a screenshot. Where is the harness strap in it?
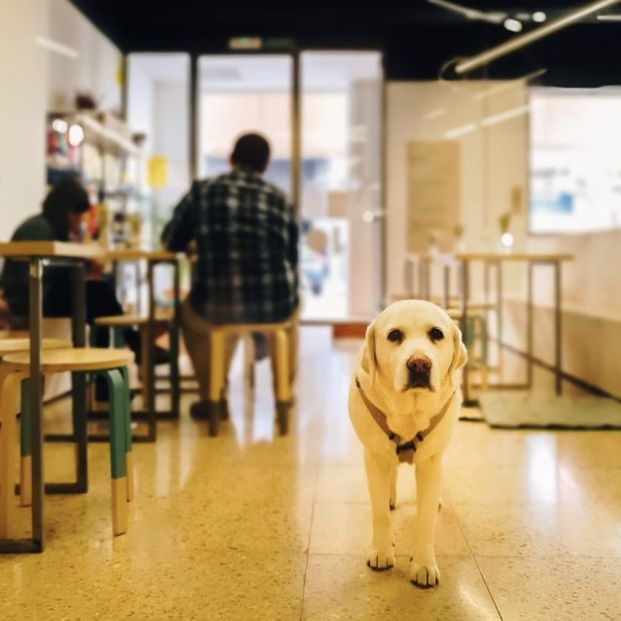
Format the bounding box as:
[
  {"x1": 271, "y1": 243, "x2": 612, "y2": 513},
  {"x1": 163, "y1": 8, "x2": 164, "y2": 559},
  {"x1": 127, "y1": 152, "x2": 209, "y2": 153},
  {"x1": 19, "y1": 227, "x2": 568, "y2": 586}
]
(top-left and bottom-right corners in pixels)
[{"x1": 355, "y1": 377, "x2": 456, "y2": 464}]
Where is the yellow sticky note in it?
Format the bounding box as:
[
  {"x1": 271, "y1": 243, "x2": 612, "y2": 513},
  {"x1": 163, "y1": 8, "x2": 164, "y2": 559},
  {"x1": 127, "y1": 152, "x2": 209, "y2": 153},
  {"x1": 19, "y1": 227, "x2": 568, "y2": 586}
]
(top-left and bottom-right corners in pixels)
[{"x1": 148, "y1": 155, "x2": 168, "y2": 189}]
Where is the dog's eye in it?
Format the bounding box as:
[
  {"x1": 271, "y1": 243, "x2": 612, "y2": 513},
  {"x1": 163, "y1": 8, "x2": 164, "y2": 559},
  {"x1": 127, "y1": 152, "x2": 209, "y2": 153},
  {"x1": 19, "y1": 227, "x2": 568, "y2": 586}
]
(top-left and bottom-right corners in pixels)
[
  {"x1": 428, "y1": 327, "x2": 444, "y2": 342},
  {"x1": 387, "y1": 329, "x2": 403, "y2": 343}
]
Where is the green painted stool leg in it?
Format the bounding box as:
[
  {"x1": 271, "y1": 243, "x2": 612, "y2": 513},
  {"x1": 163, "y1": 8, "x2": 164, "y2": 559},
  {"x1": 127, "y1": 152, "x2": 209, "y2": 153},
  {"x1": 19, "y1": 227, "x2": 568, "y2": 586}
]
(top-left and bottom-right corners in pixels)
[
  {"x1": 119, "y1": 366, "x2": 133, "y2": 501},
  {"x1": 19, "y1": 378, "x2": 32, "y2": 506},
  {"x1": 112, "y1": 327, "x2": 125, "y2": 348},
  {"x1": 102, "y1": 368, "x2": 129, "y2": 535}
]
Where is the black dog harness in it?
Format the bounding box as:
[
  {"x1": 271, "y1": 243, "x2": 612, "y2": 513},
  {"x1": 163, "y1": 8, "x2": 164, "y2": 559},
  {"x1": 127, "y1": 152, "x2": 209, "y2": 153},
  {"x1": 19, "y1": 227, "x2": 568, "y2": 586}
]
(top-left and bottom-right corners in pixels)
[{"x1": 355, "y1": 377, "x2": 456, "y2": 464}]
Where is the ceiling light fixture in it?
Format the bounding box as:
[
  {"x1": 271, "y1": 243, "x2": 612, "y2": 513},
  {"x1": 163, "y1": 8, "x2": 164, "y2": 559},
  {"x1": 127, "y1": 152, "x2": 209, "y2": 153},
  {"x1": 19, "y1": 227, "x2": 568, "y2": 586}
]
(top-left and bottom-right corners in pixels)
[
  {"x1": 455, "y1": 0, "x2": 621, "y2": 75},
  {"x1": 427, "y1": 0, "x2": 506, "y2": 24},
  {"x1": 532, "y1": 11, "x2": 547, "y2": 22},
  {"x1": 597, "y1": 13, "x2": 621, "y2": 19},
  {"x1": 503, "y1": 18, "x2": 524, "y2": 32},
  {"x1": 34, "y1": 35, "x2": 79, "y2": 60}
]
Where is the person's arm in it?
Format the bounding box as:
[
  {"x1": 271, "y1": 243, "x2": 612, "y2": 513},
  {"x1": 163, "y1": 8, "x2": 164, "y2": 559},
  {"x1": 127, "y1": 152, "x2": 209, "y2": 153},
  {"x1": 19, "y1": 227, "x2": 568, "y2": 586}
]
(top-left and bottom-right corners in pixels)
[{"x1": 161, "y1": 182, "x2": 197, "y2": 252}]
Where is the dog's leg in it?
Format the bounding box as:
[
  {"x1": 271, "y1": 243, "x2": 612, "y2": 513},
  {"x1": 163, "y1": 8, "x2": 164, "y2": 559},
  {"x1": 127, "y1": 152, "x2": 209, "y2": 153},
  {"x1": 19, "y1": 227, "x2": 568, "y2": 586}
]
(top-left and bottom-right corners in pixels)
[
  {"x1": 389, "y1": 465, "x2": 397, "y2": 511},
  {"x1": 364, "y1": 450, "x2": 395, "y2": 571},
  {"x1": 410, "y1": 455, "x2": 442, "y2": 587}
]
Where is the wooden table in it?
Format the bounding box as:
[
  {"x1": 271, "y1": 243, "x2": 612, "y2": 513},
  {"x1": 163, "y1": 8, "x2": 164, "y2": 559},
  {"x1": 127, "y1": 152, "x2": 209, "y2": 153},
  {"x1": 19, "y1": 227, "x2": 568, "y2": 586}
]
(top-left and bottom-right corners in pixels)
[
  {"x1": 0, "y1": 241, "x2": 103, "y2": 553},
  {"x1": 104, "y1": 249, "x2": 181, "y2": 439},
  {"x1": 405, "y1": 251, "x2": 574, "y2": 403}
]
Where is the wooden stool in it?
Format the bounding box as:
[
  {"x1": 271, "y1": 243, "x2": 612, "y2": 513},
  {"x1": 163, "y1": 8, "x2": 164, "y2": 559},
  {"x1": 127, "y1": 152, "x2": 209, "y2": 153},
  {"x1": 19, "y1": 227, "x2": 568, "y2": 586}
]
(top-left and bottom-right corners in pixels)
[
  {"x1": 207, "y1": 321, "x2": 294, "y2": 437},
  {"x1": 94, "y1": 312, "x2": 180, "y2": 441},
  {"x1": 0, "y1": 337, "x2": 72, "y2": 508},
  {"x1": 447, "y1": 308, "x2": 489, "y2": 392},
  {"x1": 0, "y1": 348, "x2": 134, "y2": 538}
]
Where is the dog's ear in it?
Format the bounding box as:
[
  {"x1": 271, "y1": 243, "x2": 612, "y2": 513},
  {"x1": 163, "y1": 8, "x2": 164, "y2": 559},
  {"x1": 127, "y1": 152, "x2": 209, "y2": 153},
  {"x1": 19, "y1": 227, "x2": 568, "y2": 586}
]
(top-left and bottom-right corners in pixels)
[
  {"x1": 449, "y1": 323, "x2": 468, "y2": 378},
  {"x1": 362, "y1": 320, "x2": 379, "y2": 385}
]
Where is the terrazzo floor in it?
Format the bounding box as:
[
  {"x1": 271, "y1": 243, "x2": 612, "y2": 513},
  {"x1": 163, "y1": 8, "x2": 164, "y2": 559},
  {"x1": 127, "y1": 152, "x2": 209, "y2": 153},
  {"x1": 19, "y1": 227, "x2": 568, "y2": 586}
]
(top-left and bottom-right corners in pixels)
[{"x1": 1, "y1": 327, "x2": 621, "y2": 620}]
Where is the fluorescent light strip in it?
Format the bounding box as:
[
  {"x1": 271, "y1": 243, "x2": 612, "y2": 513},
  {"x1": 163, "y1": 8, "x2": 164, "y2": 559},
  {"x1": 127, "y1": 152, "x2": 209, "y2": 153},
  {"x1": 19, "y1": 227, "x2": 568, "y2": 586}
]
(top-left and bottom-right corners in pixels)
[
  {"x1": 424, "y1": 107, "x2": 448, "y2": 120},
  {"x1": 455, "y1": 0, "x2": 621, "y2": 74},
  {"x1": 427, "y1": 0, "x2": 506, "y2": 24},
  {"x1": 597, "y1": 13, "x2": 621, "y2": 19},
  {"x1": 444, "y1": 104, "x2": 530, "y2": 139},
  {"x1": 34, "y1": 35, "x2": 79, "y2": 60},
  {"x1": 473, "y1": 69, "x2": 547, "y2": 101},
  {"x1": 481, "y1": 104, "x2": 530, "y2": 126},
  {"x1": 444, "y1": 123, "x2": 478, "y2": 139}
]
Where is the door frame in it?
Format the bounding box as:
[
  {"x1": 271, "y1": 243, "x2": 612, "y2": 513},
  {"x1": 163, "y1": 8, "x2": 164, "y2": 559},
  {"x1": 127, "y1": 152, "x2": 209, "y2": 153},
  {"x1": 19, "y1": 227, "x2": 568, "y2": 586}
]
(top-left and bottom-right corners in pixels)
[{"x1": 188, "y1": 47, "x2": 386, "y2": 313}]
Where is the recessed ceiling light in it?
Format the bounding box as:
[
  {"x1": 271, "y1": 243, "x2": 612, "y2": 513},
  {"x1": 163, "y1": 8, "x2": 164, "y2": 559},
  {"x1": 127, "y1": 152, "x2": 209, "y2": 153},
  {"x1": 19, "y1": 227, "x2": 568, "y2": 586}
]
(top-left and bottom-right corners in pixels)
[
  {"x1": 532, "y1": 11, "x2": 547, "y2": 23},
  {"x1": 504, "y1": 18, "x2": 523, "y2": 32}
]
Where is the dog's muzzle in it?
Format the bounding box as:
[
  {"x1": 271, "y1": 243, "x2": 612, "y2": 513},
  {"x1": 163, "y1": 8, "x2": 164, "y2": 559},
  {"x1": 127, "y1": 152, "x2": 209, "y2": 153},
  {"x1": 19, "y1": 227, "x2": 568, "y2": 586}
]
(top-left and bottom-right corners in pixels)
[{"x1": 406, "y1": 356, "x2": 432, "y2": 390}]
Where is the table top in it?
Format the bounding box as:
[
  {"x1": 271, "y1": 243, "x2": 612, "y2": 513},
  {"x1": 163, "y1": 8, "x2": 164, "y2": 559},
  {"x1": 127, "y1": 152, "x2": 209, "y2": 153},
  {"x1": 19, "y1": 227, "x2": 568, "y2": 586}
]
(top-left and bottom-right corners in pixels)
[
  {"x1": 407, "y1": 252, "x2": 574, "y2": 263},
  {"x1": 0, "y1": 241, "x2": 104, "y2": 259},
  {"x1": 456, "y1": 252, "x2": 574, "y2": 262},
  {"x1": 106, "y1": 248, "x2": 177, "y2": 261}
]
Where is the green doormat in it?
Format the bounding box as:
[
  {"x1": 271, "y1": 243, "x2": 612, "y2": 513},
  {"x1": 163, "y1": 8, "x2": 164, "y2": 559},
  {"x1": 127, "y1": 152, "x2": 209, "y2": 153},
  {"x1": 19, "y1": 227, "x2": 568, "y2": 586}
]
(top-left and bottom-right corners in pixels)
[{"x1": 479, "y1": 391, "x2": 621, "y2": 429}]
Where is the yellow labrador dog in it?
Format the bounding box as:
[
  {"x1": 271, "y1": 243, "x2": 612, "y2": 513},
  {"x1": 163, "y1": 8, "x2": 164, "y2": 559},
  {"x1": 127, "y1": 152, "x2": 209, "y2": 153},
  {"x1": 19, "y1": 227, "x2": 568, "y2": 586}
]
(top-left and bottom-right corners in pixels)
[{"x1": 349, "y1": 300, "x2": 467, "y2": 587}]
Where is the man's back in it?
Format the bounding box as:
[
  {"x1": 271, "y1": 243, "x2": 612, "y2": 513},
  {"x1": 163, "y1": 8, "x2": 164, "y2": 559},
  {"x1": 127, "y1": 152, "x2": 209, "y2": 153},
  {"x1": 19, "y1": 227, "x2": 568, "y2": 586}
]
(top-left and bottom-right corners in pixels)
[{"x1": 165, "y1": 167, "x2": 298, "y2": 324}]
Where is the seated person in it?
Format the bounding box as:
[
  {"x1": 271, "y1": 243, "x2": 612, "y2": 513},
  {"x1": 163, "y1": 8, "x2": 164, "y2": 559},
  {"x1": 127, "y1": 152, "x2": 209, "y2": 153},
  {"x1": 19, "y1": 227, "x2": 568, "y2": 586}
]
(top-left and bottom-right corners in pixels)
[
  {"x1": 161, "y1": 133, "x2": 299, "y2": 418},
  {"x1": 1, "y1": 177, "x2": 163, "y2": 365}
]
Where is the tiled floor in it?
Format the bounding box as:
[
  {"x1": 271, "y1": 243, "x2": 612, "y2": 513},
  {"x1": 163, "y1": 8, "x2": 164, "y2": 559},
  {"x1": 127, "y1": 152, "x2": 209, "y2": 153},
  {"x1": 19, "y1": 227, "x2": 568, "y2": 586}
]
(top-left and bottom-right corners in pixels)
[{"x1": 1, "y1": 328, "x2": 621, "y2": 620}]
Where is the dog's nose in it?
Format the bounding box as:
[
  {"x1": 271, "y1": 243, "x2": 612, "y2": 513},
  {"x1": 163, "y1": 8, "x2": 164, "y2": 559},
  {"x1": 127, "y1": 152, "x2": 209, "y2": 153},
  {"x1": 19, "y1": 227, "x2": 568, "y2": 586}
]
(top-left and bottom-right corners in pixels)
[{"x1": 407, "y1": 356, "x2": 432, "y2": 373}]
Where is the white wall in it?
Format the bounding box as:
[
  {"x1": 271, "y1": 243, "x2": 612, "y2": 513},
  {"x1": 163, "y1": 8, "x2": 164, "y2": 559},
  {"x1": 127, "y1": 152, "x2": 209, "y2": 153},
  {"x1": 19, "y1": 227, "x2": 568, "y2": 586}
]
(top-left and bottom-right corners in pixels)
[
  {"x1": 386, "y1": 80, "x2": 621, "y2": 396},
  {"x1": 0, "y1": 0, "x2": 121, "y2": 242},
  {"x1": 386, "y1": 81, "x2": 529, "y2": 299},
  {"x1": 0, "y1": 0, "x2": 49, "y2": 240},
  {"x1": 47, "y1": 0, "x2": 121, "y2": 113}
]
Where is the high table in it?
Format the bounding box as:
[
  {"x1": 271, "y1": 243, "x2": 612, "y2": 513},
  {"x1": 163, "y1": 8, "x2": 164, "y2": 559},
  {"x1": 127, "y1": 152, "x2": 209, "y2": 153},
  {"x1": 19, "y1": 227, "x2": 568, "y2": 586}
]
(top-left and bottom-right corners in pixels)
[
  {"x1": 406, "y1": 252, "x2": 574, "y2": 404},
  {"x1": 0, "y1": 241, "x2": 103, "y2": 553},
  {"x1": 105, "y1": 249, "x2": 181, "y2": 441}
]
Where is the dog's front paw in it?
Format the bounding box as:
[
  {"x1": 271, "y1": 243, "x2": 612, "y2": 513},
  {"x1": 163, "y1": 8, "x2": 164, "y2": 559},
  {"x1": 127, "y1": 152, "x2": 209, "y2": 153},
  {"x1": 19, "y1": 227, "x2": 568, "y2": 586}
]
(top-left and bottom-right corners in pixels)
[
  {"x1": 367, "y1": 548, "x2": 395, "y2": 571},
  {"x1": 409, "y1": 558, "x2": 440, "y2": 588}
]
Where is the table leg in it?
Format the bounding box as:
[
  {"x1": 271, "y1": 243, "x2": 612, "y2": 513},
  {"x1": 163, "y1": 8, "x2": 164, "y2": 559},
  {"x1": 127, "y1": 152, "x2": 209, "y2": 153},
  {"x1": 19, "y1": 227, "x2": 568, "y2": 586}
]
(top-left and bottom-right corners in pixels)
[
  {"x1": 460, "y1": 259, "x2": 475, "y2": 406},
  {"x1": 170, "y1": 260, "x2": 181, "y2": 418},
  {"x1": 554, "y1": 261, "x2": 563, "y2": 395},
  {"x1": 29, "y1": 258, "x2": 44, "y2": 551},
  {"x1": 146, "y1": 260, "x2": 156, "y2": 441},
  {"x1": 527, "y1": 262, "x2": 534, "y2": 389},
  {"x1": 443, "y1": 265, "x2": 450, "y2": 309},
  {"x1": 71, "y1": 263, "x2": 88, "y2": 492}
]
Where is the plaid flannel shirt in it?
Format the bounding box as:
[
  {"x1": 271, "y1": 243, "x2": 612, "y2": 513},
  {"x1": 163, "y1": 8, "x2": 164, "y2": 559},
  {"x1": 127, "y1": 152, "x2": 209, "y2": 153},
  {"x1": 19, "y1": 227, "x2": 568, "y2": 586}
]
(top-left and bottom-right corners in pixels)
[{"x1": 163, "y1": 167, "x2": 299, "y2": 324}]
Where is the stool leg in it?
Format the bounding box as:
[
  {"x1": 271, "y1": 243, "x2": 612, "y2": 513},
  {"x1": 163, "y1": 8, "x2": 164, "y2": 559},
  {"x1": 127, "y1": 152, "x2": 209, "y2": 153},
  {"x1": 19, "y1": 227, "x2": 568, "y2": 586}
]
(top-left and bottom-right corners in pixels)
[
  {"x1": 207, "y1": 330, "x2": 226, "y2": 437},
  {"x1": 103, "y1": 369, "x2": 129, "y2": 536},
  {"x1": 119, "y1": 367, "x2": 133, "y2": 502},
  {"x1": 274, "y1": 329, "x2": 291, "y2": 436},
  {"x1": 244, "y1": 334, "x2": 255, "y2": 391},
  {"x1": 19, "y1": 378, "x2": 32, "y2": 507},
  {"x1": 0, "y1": 370, "x2": 21, "y2": 538}
]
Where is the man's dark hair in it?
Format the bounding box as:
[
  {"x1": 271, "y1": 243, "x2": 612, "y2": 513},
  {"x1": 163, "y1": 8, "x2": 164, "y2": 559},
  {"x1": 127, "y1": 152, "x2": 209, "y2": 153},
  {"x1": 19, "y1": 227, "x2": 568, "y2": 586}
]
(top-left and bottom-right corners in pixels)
[
  {"x1": 231, "y1": 133, "x2": 271, "y2": 173},
  {"x1": 42, "y1": 176, "x2": 90, "y2": 240}
]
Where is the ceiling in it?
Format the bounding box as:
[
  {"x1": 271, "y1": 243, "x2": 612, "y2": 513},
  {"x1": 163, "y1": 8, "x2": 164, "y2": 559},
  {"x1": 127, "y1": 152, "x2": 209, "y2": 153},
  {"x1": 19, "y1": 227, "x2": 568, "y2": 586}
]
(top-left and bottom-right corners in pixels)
[{"x1": 70, "y1": 1, "x2": 621, "y2": 85}]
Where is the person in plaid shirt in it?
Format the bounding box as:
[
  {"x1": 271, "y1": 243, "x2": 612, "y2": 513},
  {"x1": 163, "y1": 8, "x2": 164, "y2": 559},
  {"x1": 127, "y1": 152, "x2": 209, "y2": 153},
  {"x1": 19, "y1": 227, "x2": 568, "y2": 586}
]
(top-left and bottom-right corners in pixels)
[{"x1": 162, "y1": 133, "x2": 299, "y2": 418}]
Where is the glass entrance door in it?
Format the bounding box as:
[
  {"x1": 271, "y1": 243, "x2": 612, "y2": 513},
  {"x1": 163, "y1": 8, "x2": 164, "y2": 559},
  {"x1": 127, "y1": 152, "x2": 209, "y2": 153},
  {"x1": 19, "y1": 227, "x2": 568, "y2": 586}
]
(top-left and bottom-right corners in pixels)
[
  {"x1": 197, "y1": 55, "x2": 293, "y2": 195},
  {"x1": 197, "y1": 51, "x2": 384, "y2": 322}
]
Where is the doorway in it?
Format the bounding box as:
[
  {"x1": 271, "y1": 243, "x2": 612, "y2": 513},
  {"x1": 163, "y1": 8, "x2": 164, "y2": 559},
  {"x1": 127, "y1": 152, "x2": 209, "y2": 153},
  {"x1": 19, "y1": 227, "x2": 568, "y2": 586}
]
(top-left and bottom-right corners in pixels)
[{"x1": 129, "y1": 49, "x2": 384, "y2": 322}]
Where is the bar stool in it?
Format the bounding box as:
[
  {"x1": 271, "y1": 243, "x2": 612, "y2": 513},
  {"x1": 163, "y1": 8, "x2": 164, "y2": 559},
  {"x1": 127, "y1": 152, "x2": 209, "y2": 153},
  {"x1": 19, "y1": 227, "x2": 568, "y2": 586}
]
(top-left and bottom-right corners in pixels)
[
  {"x1": 207, "y1": 321, "x2": 294, "y2": 437},
  {"x1": 0, "y1": 348, "x2": 134, "y2": 537},
  {"x1": 94, "y1": 312, "x2": 180, "y2": 441},
  {"x1": 447, "y1": 308, "x2": 489, "y2": 391}
]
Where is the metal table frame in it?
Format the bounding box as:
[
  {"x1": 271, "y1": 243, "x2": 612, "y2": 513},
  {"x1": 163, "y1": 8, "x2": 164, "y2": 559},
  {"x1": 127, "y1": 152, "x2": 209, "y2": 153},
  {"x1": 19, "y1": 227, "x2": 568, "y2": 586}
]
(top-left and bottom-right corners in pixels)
[
  {"x1": 405, "y1": 252, "x2": 571, "y2": 405},
  {"x1": 0, "y1": 247, "x2": 93, "y2": 553}
]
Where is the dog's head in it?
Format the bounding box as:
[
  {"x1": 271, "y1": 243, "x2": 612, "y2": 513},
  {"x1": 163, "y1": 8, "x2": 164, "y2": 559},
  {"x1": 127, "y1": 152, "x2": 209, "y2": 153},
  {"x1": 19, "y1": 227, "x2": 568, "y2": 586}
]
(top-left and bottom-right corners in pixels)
[{"x1": 362, "y1": 300, "x2": 467, "y2": 404}]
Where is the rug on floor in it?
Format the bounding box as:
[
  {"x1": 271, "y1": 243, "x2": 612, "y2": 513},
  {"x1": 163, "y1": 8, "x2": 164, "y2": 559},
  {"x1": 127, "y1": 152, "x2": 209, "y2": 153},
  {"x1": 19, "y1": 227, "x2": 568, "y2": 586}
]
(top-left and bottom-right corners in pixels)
[{"x1": 479, "y1": 391, "x2": 621, "y2": 429}]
